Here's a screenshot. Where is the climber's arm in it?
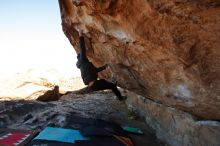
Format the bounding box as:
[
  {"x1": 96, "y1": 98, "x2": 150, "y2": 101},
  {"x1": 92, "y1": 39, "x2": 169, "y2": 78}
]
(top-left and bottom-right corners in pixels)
[{"x1": 96, "y1": 64, "x2": 108, "y2": 72}]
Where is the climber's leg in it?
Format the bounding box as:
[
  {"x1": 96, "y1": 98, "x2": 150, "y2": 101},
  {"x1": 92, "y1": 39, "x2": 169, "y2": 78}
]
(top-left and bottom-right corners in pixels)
[{"x1": 90, "y1": 79, "x2": 126, "y2": 101}]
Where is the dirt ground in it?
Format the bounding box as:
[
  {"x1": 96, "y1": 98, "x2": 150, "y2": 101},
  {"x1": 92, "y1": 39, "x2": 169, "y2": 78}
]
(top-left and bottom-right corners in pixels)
[{"x1": 0, "y1": 91, "x2": 167, "y2": 146}]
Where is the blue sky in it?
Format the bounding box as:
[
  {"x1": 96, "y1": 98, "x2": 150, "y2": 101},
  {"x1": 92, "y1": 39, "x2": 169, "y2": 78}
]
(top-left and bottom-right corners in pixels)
[{"x1": 0, "y1": 0, "x2": 80, "y2": 77}]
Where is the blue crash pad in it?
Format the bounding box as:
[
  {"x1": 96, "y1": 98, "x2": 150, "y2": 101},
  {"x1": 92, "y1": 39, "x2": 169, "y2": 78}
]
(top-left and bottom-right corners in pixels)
[{"x1": 34, "y1": 127, "x2": 89, "y2": 143}]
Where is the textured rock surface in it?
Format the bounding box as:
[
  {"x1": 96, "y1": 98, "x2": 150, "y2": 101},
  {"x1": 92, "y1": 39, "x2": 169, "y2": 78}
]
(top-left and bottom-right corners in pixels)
[
  {"x1": 59, "y1": 0, "x2": 220, "y2": 120},
  {"x1": 125, "y1": 91, "x2": 220, "y2": 146},
  {"x1": 0, "y1": 91, "x2": 166, "y2": 146}
]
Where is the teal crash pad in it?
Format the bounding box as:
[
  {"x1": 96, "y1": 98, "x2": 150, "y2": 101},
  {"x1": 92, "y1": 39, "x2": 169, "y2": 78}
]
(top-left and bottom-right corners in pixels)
[{"x1": 34, "y1": 127, "x2": 89, "y2": 143}]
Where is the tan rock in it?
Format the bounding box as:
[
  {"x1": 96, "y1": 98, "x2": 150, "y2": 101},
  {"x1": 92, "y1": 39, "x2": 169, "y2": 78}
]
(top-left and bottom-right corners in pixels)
[
  {"x1": 37, "y1": 86, "x2": 60, "y2": 102},
  {"x1": 59, "y1": 0, "x2": 220, "y2": 119}
]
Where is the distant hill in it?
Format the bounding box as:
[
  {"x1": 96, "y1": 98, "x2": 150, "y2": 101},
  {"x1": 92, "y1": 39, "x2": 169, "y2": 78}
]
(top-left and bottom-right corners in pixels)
[{"x1": 0, "y1": 68, "x2": 84, "y2": 100}]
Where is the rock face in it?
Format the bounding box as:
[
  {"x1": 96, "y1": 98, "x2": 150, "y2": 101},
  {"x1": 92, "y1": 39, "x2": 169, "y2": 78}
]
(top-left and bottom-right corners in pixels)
[
  {"x1": 126, "y1": 91, "x2": 220, "y2": 146},
  {"x1": 59, "y1": 0, "x2": 220, "y2": 120}
]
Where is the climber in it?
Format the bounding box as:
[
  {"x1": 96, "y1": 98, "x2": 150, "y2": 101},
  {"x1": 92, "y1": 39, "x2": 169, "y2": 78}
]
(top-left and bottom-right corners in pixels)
[{"x1": 76, "y1": 29, "x2": 126, "y2": 101}]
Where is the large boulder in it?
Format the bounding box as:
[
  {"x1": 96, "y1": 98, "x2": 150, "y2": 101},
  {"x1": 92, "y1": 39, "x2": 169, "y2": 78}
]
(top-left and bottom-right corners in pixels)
[{"x1": 58, "y1": 0, "x2": 220, "y2": 119}]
